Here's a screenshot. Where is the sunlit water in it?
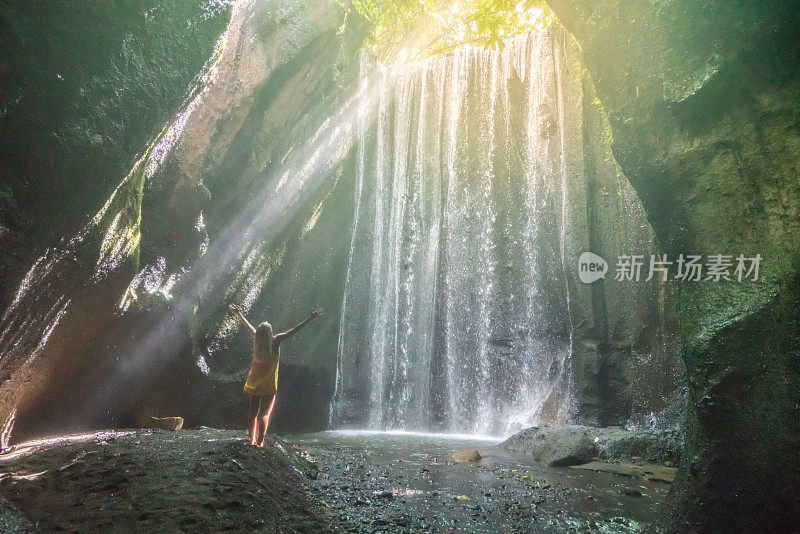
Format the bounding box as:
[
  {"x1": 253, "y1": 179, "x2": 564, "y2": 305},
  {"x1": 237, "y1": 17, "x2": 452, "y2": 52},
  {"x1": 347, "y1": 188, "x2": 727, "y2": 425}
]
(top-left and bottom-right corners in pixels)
[{"x1": 333, "y1": 28, "x2": 580, "y2": 436}]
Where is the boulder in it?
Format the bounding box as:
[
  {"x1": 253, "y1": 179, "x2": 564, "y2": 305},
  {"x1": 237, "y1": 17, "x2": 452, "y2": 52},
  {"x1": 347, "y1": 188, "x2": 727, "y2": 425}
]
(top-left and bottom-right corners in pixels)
[
  {"x1": 148, "y1": 416, "x2": 184, "y2": 431},
  {"x1": 501, "y1": 424, "x2": 682, "y2": 467},
  {"x1": 502, "y1": 426, "x2": 597, "y2": 467},
  {"x1": 451, "y1": 449, "x2": 482, "y2": 463}
]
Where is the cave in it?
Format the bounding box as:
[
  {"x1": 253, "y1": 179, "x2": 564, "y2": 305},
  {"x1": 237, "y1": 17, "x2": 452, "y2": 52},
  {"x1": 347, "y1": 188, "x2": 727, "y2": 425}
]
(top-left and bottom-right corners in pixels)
[{"x1": 0, "y1": 1, "x2": 798, "y2": 532}]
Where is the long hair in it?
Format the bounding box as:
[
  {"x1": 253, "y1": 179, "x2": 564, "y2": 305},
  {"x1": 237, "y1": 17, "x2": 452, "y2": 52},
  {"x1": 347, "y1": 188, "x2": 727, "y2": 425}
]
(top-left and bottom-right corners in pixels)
[{"x1": 254, "y1": 321, "x2": 273, "y2": 357}]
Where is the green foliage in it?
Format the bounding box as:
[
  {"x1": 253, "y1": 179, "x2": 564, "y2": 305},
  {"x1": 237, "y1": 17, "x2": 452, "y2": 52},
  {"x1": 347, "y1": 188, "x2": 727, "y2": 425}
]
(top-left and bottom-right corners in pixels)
[{"x1": 349, "y1": 0, "x2": 554, "y2": 63}]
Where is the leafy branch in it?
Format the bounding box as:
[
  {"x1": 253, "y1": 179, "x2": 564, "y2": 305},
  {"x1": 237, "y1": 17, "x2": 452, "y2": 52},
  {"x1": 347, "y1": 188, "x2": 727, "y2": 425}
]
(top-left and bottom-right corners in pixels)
[{"x1": 349, "y1": 0, "x2": 554, "y2": 63}]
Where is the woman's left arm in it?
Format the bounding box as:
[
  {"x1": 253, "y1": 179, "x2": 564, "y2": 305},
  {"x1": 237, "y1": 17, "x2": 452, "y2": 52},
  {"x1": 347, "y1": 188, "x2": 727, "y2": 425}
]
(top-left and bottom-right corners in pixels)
[{"x1": 274, "y1": 308, "x2": 322, "y2": 344}]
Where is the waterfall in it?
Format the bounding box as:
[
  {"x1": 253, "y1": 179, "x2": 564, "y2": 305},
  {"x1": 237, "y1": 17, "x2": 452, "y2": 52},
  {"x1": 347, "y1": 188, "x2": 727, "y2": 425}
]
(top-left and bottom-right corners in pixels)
[{"x1": 333, "y1": 28, "x2": 582, "y2": 437}]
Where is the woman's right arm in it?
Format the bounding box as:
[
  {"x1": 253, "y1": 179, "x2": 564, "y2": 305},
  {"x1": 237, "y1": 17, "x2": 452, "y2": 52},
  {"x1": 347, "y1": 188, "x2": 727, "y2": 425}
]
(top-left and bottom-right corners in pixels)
[{"x1": 228, "y1": 304, "x2": 256, "y2": 338}]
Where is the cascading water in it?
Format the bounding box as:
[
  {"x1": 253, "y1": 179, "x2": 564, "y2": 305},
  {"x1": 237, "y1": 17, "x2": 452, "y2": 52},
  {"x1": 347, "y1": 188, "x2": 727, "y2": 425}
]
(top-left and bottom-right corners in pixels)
[{"x1": 333, "y1": 28, "x2": 585, "y2": 437}]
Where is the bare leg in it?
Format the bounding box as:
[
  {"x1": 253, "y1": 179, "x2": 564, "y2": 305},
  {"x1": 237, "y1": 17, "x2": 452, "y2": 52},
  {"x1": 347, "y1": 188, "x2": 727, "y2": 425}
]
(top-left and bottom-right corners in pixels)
[
  {"x1": 248, "y1": 396, "x2": 262, "y2": 446},
  {"x1": 255, "y1": 417, "x2": 265, "y2": 446},
  {"x1": 250, "y1": 417, "x2": 259, "y2": 446},
  {"x1": 257, "y1": 395, "x2": 276, "y2": 447}
]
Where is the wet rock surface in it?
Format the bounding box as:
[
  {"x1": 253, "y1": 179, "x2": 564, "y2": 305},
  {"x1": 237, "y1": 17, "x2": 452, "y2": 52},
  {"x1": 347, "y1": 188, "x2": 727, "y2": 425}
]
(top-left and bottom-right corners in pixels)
[
  {"x1": 0, "y1": 0, "x2": 354, "y2": 447},
  {"x1": 502, "y1": 426, "x2": 597, "y2": 467},
  {"x1": 0, "y1": 429, "x2": 324, "y2": 532},
  {"x1": 0, "y1": 2, "x2": 231, "y2": 311},
  {"x1": 0, "y1": 494, "x2": 32, "y2": 534}
]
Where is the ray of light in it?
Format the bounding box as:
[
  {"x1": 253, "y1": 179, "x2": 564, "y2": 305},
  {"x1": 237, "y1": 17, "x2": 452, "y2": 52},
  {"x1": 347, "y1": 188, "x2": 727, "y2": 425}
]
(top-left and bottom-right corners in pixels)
[{"x1": 83, "y1": 70, "x2": 383, "y2": 418}]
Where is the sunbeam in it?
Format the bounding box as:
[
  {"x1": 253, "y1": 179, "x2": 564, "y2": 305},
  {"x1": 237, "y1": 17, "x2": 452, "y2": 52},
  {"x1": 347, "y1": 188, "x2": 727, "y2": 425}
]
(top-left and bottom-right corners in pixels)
[{"x1": 84, "y1": 70, "x2": 383, "y2": 419}]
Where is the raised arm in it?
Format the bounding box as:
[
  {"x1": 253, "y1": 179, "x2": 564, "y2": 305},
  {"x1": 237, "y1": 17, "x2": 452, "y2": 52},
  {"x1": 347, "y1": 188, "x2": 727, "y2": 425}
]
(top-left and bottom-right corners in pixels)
[
  {"x1": 275, "y1": 307, "x2": 323, "y2": 345},
  {"x1": 228, "y1": 304, "x2": 256, "y2": 338}
]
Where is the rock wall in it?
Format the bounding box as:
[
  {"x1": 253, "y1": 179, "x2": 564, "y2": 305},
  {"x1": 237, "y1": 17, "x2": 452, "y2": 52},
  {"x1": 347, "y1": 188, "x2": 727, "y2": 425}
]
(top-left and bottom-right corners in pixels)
[
  {"x1": 0, "y1": 1, "x2": 230, "y2": 311},
  {"x1": 574, "y1": 76, "x2": 682, "y2": 430},
  {"x1": 0, "y1": 0, "x2": 358, "y2": 444},
  {"x1": 546, "y1": 0, "x2": 800, "y2": 530}
]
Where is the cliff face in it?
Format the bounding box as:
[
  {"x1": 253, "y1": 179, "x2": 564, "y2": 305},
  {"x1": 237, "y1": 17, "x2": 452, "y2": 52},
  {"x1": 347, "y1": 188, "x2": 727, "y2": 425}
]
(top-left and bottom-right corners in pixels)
[
  {"x1": 546, "y1": 1, "x2": 800, "y2": 530},
  {"x1": 0, "y1": 0, "x2": 356, "y2": 443},
  {"x1": 575, "y1": 77, "x2": 682, "y2": 431},
  {"x1": 0, "y1": 1, "x2": 231, "y2": 311}
]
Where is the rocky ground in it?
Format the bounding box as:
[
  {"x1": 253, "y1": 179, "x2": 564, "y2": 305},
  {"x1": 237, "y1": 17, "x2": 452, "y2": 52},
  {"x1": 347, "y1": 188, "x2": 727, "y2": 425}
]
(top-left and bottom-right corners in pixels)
[
  {"x1": 298, "y1": 431, "x2": 669, "y2": 533},
  {"x1": 0, "y1": 428, "x2": 672, "y2": 532},
  {"x1": 0, "y1": 429, "x2": 325, "y2": 532}
]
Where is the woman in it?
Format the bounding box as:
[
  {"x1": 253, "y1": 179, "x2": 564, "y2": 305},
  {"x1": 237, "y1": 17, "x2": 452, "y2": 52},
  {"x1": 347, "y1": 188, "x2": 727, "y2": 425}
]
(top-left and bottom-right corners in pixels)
[{"x1": 228, "y1": 303, "x2": 323, "y2": 446}]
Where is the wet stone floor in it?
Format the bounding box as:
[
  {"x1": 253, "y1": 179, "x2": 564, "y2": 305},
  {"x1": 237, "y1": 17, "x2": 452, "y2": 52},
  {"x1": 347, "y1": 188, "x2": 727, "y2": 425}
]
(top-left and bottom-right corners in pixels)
[
  {"x1": 298, "y1": 430, "x2": 669, "y2": 533},
  {"x1": 0, "y1": 429, "x2": 669, "y2": 532}
]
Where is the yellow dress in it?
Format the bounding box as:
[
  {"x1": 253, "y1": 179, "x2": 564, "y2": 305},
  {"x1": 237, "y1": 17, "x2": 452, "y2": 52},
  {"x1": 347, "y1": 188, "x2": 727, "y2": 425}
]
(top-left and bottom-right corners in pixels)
[{"x1": 243, "y1": 341, "x2": 279, "y2": 396}]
